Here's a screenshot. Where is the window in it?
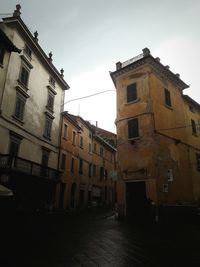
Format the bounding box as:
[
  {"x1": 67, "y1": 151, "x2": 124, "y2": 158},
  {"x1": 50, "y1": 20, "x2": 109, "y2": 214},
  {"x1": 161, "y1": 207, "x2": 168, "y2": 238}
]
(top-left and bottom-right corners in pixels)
[
  {"x1": 24, "y1": 44, "x2": 32, "y2": 58},
  {"x1": 49, "y1": 76, "x2": 55, "y2": 87},
  {"x1": 19, "y1": 64, "x2": 29, "y2": 87},
  {"x1": 41, "y1": 149, "x2": 49, "y2": 167},
  {"x1": 79, "y1": 158, "x2": 83, "y2": 174},
  {"x1": 196, "y1": 153, "x2": 200, "y2": 171},
  {"x1": 93, "y1": 164, "x2": 96, "y2": 177},
  {"x1": 93, "y1": 143, "x2": 97, "y2": 153},
  {"x1": 9, "y1": 134, "x2": 22, "y2": 156},
  {"x1": 44, "y1": 116, "x2": 53, "y2": 139},
  {"x1": 72, "y1": 131, "x2": 76, "y2": 145},
  {"x1": 14, "y1": 92, "x2": 26, "y2": 121},
  {"x1": 0, "y1": 45, "x2": 5, "y2": 65},
  {"x1": 89, "y1": 132, "x2": 92, "y2": 139},
  {"x1": 71, "y1": 158, "x2": 74, "y2": 173},
  {"x1": 128, "y1": 118, "x2": 139, "y2": 139},
  {"x1": 127, "y1": 83, "x2": 137, "y2": 103},
  {"x1": 61, "y1": 153, "x2": 66, "y2": 169},
  {"x1": 105, "y1": 169, "x2": 108, "y2": 180},
  {"x1": 100, "y1": 147, "x2": 104, "y2": 157},
  {"x1": 100, "y1": 166, "x2": 104, "y2": 180},
  {"x1": 63, "y1": 124, "x2": 68, "y2": 139},
  {"x1": 164, "y1": 88, "x2": 172, "y2": 107},
  {"x1": 191, "y1": 119, "x2": 197, "y2": 135},
  {"x1": 80, "y1": 136, "x2": 83, "y2": 148},
  {"x1": 46, "y1": 92, "x2": 54, "y2": 111},
  {"x1": 89, "y1": 143, "x2": 92, "y2": 153},
  {"x1": 88, "y1": 163, "x2": 92, "y2": 177}
]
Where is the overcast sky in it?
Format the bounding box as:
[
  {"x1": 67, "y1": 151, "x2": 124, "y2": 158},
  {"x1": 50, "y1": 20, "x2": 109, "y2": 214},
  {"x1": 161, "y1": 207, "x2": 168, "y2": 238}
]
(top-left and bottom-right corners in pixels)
[{"x1": 1, "y1": 0, "x2": 200, "y2": 132}]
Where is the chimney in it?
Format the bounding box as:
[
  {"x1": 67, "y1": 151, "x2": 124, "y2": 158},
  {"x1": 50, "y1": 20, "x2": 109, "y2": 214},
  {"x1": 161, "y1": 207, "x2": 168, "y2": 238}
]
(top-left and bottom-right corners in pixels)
[{"x1": 116, "y1": 61, "x2": 122, "y2": 70}]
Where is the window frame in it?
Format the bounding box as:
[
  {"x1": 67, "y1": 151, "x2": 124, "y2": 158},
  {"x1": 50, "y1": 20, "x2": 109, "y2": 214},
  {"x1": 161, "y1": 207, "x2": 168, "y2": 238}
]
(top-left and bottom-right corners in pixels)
[
  {"x1": 46, "y1": 91, "x2": 55, "y2": 112},
  {"x1": 43, "y1": 115, "x2": 53, "y2": 139},
  {"x1": 63, "y1": 124, "x2": 68, "y2": 139},
  {"x1": 128, "y1": 118, "x2": 139, "y2": 139},
  {"x1": 79, "y1": 158, "x2": 83, "y2": 174},
  {"x1": 164, "y1": 88, "x2": 172, "y2": 107},
  {"x1": 191, "y1": 119, "x2": 197, "y2": 135},
  {"x1": 19, "y1": 63, "x2": 30, "y2": 88},
  {"x1": 127, "y1": 83, "x2": 137, "y2": 103},
  {"x1": 72, "y1": 131, "x2": 76, "y2": 145},
  {"x1": 60, "y1": 153, "x2": 66, "y2": 170},
  {"x1": 13, "y1": 91, "x2": 27, "y2": 122}
]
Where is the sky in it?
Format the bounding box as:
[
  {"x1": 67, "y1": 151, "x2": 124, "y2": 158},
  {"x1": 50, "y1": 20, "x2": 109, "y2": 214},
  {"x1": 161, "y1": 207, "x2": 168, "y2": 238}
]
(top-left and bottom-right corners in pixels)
[{"x1": 1, "y1": 0, "x2": 200, "y2": 133}]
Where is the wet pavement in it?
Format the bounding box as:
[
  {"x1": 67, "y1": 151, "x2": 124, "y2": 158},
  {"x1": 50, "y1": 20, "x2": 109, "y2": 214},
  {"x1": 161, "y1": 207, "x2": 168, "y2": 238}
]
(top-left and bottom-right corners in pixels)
[{"x1": 1, "y1": 206, "x2": 200, "y2": 267}]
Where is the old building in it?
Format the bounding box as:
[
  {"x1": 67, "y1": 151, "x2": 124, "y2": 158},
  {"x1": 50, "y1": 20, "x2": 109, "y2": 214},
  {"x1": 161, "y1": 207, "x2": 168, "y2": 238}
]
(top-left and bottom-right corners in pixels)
[
  {"x1": 110, "y1": 48, "x2": 200, "y2": 218},
  {"x1": 0, "y1": 5, "x2": 69, "y2": 210},
  {"x1": 57, "y1": 112, "x2": 116, "y2": 209}
]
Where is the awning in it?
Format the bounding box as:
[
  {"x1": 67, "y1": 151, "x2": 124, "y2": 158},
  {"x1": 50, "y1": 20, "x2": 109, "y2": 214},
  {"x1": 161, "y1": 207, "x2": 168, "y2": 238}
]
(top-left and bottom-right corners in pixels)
[{"x1": 0, "y1": 184, "x2": 13, "y2": 196}]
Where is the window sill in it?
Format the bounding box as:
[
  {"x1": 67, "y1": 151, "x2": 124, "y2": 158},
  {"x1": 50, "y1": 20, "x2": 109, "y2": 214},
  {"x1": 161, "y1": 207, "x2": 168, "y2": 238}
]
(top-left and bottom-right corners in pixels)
[
  {"x1": 125, "y1": 98, "x2": 140, "y2": 105},
  {"x1": 164, "y1": 104, "x2": 173, "y2": 110},
  {"x1": 12, "y1": 115, "x2": 24, "y2": 125},
  {"x1": 43, "y1": 134, "x2": 51, "y2": 141},
  {"x1": 128, "y1": 137, "x2": 140, "y2": 144},
  {"x1": 63, "y1": 137, "x2": 68, "y2": 141},
  {"x1": 17, "y1": 80, "x2": 29, "y2": 92},
  {"x1": 46, "y1": 106, "x2": 54, "y2": 114},
  {"x1": 192, "y1": 133, "x2": 198, "y2": 137}
]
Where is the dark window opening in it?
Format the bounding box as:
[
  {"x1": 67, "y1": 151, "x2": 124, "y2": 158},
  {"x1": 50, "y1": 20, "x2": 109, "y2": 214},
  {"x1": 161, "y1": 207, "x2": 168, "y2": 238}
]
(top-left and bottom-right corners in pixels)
[
  {"x1": 128, "y1": 118, "x2": 139, "y2": 139},
  {"x1": 19, "y1": 65, "x2": 29, "y2": 87},
  {"x1": 61, "y1": 153, "x2": 66, "y2": 169},
  {"x1": 79, "y1": 158, "x2": 83, "y2": 174},
  {"x1": 93, "y1": 164, "x2": 96, "y2": 177},
  {"x1": 196, "y1": 153, "x2": 200, "y2": 171},
  {"x1": 191, "y1": 119, "x2": 197, "y2": 135},
  {"x1": 41, "y1": 149, "x2": 49, "y2": 167},
  {"x1": 88, "y1": 163, "x2": 92, "y2": 177},
  {"x1": 24, "y1": 44, "x2": 32, "y2": 58},
  {"x1": 44, "y1": 116, "x2": 52, "y2": 138},
  {"x1": 100, "y1": 166, "x2": 104, "y2": 180},
  {"x1": 71, "y1": 158, "x2": 74, "y2": 173},
  {"x1": 14, "y1": 92, "x2": 26, "y2": 121},
  {"x1": 47, "y1": 93, "x2": 54, "y2": 111},
  {"x1": 0, "y1": 46, "x2": 5, "y2": 65},
  {"x1": 127, "y1": 83, "x2": 137, "y2": 102},
  {"x1": 164, "y1": 88, "x2": 172, "y2": 107}
]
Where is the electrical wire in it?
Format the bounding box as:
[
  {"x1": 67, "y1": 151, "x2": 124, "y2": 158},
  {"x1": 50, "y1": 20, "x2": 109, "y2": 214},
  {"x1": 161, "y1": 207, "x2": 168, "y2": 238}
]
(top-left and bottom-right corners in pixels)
[{"x1": 63, "y1": 89, "x2": 116, "y2": 105}]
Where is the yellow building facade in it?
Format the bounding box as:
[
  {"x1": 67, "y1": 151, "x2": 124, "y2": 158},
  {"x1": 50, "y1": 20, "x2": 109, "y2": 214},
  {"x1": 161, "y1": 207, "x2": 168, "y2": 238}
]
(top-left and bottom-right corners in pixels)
[
  {"x1": 57, "y1": 112, "x2": 116, "y2": 210},
  {"x1": 110, "y1": 48, "x2": 200, "y2": 218}
]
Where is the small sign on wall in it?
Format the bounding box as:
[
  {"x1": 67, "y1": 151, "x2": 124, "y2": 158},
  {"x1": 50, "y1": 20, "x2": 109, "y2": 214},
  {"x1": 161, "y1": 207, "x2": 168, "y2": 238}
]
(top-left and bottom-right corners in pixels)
[{"x1": 163, "y1": 183, "x2": 168, "y2": 193}]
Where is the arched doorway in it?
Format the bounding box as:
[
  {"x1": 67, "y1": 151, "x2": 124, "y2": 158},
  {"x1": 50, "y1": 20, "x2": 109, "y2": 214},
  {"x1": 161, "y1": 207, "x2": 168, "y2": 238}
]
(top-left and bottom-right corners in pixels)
[{"x1": 70, "y1": 183, "x2": 76, "y2": 208}]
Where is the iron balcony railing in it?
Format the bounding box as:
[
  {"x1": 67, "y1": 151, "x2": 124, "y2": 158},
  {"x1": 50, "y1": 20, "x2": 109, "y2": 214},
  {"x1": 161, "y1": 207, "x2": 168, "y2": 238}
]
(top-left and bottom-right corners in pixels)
[{"x1": 0, "y1": 154, "x2": 60, "y2": 182}]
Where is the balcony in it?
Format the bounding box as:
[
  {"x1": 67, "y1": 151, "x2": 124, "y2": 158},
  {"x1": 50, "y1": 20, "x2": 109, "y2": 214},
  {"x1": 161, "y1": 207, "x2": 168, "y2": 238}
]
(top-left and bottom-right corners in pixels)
[{"x1": 0, "y1": 154, "x2": 60, "y2": 182}]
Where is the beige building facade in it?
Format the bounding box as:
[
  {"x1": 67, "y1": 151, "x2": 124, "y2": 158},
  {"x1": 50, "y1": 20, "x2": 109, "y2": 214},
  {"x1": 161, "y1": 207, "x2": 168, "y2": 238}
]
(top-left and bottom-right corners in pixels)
[{"x1": 0, "y1": 5, "x2": 69, "y2": 210}]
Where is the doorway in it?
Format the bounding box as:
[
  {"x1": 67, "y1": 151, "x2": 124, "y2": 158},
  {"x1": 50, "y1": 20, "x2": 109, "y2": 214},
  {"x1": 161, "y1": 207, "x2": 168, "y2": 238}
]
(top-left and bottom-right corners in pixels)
[{"x1": 126, "y1": 181, "x2": 147, "y2": 219}]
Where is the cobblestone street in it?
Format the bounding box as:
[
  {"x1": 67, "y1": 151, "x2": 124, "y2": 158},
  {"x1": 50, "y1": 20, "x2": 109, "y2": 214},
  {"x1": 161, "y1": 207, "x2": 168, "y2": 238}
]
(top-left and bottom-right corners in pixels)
[{"x1": 2, "y1": 207, "x2": 200, "y2": 267}]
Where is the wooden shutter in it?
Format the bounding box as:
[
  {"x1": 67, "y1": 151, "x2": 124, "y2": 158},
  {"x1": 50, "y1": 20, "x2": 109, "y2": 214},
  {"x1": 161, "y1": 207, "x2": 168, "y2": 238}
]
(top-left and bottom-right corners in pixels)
[
  {"x1": 128, "y1": 118, "x2": 139, "y2": 139},
  {"x1": 127, "y1": 83, "x2": 137, "y2": 102}
]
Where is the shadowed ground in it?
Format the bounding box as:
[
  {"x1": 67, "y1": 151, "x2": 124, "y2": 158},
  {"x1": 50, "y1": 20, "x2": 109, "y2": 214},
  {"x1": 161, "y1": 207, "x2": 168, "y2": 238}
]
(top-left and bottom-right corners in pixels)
[{"x1": 1, "y1": 206, "x2": 200, "y2": 267}]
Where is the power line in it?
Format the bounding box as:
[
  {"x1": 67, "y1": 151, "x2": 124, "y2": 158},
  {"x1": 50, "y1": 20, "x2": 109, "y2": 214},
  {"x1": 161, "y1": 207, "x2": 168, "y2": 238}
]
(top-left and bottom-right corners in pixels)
[{"x1": 63, "y1": 89, "x2": 116, "y2": 105}]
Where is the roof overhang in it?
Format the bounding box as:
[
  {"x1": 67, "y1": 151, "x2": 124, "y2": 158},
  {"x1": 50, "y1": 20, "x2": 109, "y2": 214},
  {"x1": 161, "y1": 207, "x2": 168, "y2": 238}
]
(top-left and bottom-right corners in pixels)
[
  {"x1": 2, "y1": 16, "x2": 70, "y2": 90},
  {"x1": 110, "y1": 54, "x2": 189, "y2": 91}
]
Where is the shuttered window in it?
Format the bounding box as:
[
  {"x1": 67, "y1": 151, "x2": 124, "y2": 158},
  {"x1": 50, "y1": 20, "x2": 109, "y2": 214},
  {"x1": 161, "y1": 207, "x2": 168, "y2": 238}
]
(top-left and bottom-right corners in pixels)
[
  {"x1": 128, "y1": 118, "x2": 139, "y2": 139},
  {"x1": 127, "y1": 83, "x2": 137, "y2": 103},
  {"x1": 196, "y1": 153, "x2": 200, "y2": 171},
  {"x1": 164, "y1": 88, "x2": 172, "y2": 107},
  {"x1": 14, "y1": 92, "x2": 26, "y2": 121},
  {"x1": 191, "y1": 119, "x2": 197, "y2": 135}
]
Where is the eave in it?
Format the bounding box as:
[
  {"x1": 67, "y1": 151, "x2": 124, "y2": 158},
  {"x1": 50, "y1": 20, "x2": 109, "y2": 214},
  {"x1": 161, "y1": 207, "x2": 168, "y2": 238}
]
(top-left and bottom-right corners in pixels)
[
  {"x1": 2, "y1": 16, "x2": 70, "y2": 90},
  {"x1": 110, "y1": 54, "x2": 189, "y2": 91},
  {"x1": 0, "y1": 28, "x2": 21, "y2": 53},
  {"x1": 183, "y1": 95, "x2": 200, "y2": 111}
]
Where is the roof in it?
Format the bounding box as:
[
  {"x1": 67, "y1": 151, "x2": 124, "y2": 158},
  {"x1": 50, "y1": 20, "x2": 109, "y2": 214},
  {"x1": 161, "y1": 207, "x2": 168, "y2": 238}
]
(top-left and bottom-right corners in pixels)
[
  {"x1": 0, "y1": 28, "x2": 21, "y2": 53},
  {"x1": 62, "y1": 112, "x2": 82, "y2": 130},
  {"x1": 110, "y1": 48, "x2": 189, "y2": 90},
  {"x1": 64, "y1": 113, "x2": 116, "y2": 151},
  {"x1": 1, "y1": 9, "x2": 69, "y2": 90},
  {"x1": 183, "y1": 95, "x2": 200, "y2": 111}
]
